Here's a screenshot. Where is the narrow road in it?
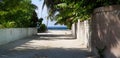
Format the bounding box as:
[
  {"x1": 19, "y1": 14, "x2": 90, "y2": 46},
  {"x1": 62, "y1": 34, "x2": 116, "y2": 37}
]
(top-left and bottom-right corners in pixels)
[{"x1": 0, "y1": 30, "x2": 91, "y2": 58}]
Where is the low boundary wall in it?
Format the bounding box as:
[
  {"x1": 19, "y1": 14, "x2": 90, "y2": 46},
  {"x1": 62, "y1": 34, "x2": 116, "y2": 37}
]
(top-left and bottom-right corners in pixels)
[{"x1": 0, "y1": 28, "x2": 37, "y2": 45}]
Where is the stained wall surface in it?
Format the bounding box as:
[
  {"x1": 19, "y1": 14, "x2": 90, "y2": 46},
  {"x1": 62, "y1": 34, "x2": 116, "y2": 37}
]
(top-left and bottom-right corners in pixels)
[
  {"x1": 0, "y1": 28, "x2": 37, "y2": 45},
  {"x1": 91, "y1": 5, "x2": 120, "y2": 58}
]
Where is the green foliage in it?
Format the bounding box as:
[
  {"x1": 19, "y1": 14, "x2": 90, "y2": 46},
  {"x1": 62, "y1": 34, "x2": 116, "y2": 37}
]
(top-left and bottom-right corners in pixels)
[
  {"x1": 0, "y1": 24, "x2": 5, "y2": 28},
  {"x1": 0, "y1": 0, "x2": 37, "y2": 28},
  {"x1": 30, "y1": 11, "x2": 39, "y2": 27},
  {"x1": 36, "y1": 18, "x2": 47, "y2": 32},
  {"x1": 39, "y1": 18, "x2": 43, "y2": 25},
  {"x1": 1, "y1": 21, "x2": 16, "y2": 28},
  {"x1": 38, "y1": 24, "x2": 47, "y2": 32},
  {"x1": 43, "y1": 0, "x2": 120, "y2": 28}
]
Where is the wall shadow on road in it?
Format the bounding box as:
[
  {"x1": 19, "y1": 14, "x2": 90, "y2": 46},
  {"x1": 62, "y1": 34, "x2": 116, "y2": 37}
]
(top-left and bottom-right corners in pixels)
[
  {"x1": 0, "y1": 34, "x2": 76, "y2": 56},
  {"x1": 0, "y1": 47, "x2": 90, "y2": 58},
  {"x1": 35, "y1": 34, "x2": 76, "y2": 40},
  {"x1": 0, "y1": 36, "x2": 35, "y2": 54}
]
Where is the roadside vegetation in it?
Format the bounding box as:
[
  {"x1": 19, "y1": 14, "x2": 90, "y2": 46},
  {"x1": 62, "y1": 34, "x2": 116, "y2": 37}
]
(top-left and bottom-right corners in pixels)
[
  {"x1": 43, "y1": 0, "x2": 120, "y2": 29},
  {"x1": 0, "y1": 0, "x2": 37, "y2": 28},
  {"x1": 37, "y1": 18, "x2": 47, "y2": 32}
]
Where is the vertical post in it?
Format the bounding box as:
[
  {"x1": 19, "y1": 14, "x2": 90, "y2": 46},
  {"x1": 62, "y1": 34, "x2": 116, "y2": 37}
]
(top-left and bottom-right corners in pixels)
[
  {"x1": 84, "y1": 20, "x2": 89, "y2": 48},
  {"x1": 71, "y1": 23, "x2": 76, "y2": 38},
  {"x1": 76, "y1": 20, "x2": 89, "y2": 48},
  {"x1": 77, "y1": 20, "x2": 81, "y2": 40}
]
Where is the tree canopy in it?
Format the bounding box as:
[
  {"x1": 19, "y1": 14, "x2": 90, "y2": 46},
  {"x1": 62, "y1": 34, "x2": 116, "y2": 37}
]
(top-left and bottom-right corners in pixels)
[
  {"x1": 43, "y1": 0, "x2": 120, "y2": 28},
  {"x1": 0, "y1": 0, "x2": 37, "y2": 28}
]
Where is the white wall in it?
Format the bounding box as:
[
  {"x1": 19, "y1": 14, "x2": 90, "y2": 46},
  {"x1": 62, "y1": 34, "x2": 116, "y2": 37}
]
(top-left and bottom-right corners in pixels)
[
  {"x1": 76, "y1": 20, "x2": 89, "y2": 48},
  {"x1": 0, "y1": 28, "x2": 37, "y2": 45},
  {"x1": 71, "y1": 23, "x2": 76, "y2": 37}
]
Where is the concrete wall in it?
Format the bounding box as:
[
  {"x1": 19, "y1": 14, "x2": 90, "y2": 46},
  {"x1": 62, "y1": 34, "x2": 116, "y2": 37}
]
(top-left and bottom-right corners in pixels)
[
  {"x1": 0, "y1": 28, "x2": 37, "y2": 45},
  {"x1": 76, "y1": 20, "x2": 89, "y2": 48},
  {"x1": 91, "y1": 5, "x2": 120, "y2": 58},
  {"x1": 71, "y1": 23, "x2": 76, "y2": 38}
]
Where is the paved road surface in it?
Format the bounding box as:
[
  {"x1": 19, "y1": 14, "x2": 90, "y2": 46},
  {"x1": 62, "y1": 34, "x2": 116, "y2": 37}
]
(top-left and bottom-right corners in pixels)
[{"x1": 0, "y1": 30, "x2": 92, "y2": 58}]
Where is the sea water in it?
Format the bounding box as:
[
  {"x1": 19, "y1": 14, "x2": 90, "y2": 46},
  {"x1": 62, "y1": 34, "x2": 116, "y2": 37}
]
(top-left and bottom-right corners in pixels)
[{"x1": 47, "y1": 26, "x2": 68, "y2": 30}]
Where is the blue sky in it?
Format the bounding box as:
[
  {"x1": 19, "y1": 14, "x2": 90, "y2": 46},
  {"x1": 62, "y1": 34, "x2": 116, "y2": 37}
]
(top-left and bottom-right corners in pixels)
[{"x1": 31, "y1": 0, "x2": 66, "y2": 27}]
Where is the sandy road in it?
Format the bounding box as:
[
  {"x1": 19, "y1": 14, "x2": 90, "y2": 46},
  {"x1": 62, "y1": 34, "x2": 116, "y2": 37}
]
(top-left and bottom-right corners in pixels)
[{"x1": 0, "y1": 30, "x2": 91, "y2": 58}]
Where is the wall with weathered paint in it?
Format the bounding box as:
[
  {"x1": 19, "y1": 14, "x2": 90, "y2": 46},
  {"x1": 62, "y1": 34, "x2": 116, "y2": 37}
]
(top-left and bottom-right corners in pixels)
[
  {"x1": 91, "y1": 5, "x2": 120, "y2": 58},
  {"x1": 0, "y1": 28, "x2": 37, "y2": 45},
  {"x1": 71, "y1": 23, "x2": 76, "y2": 38},
  {"x1": 76, "y1": 20, "x2": 89, "y2": 48}
]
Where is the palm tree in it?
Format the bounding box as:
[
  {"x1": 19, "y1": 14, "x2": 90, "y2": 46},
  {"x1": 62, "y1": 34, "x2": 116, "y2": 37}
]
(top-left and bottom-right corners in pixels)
[
  {"x1": 42, "y1": 0, "x2": 75, "y2": 28},
  {"x1": 42, "y1": 0, "x2": 61, "y2": 18}
]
